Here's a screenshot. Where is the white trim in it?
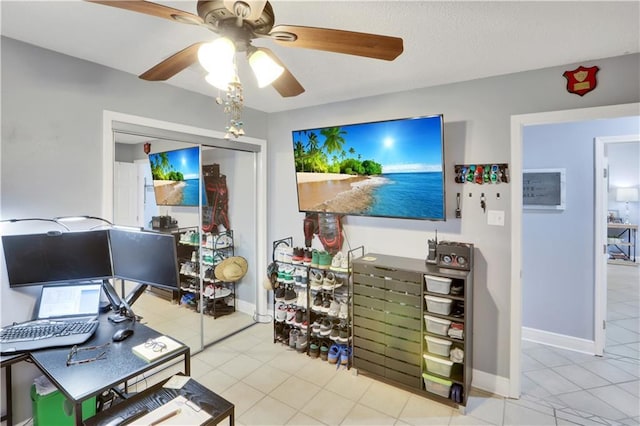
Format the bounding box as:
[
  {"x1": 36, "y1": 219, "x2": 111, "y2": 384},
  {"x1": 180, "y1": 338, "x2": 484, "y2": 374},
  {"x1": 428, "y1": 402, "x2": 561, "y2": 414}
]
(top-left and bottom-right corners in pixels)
[
  {"x1": 510, "y1": 102, "x2": 640, "y2": 399},
  {"x1": 102, "y1": 110, "x2": 268, "y2": 347},
  {"x1": 522, "y1": 326, "x2": 596, "y2": 355},
  {"x1": 472, "y1": 369, "x2": 510, "y2": 398}
]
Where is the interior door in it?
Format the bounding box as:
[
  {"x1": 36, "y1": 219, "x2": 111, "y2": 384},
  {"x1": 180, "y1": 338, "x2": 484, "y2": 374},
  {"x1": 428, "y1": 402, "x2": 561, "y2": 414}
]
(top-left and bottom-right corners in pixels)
[
  {"x1": 114, "y1": 161, "x2": 138, "y2": 226},
  {"x1": 136, "y1": 159, "x2": 158, "y2": 229}
]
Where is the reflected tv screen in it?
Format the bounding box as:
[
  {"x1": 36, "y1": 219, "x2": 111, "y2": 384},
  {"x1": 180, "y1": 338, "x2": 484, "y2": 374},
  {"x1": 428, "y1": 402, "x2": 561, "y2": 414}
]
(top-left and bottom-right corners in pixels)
[
  {"x1": 291, "y1": 114, "x2": 445, "y2": 221},
  {"x1": 2, "y1": 231, "x2": 113, "y2": 287},
  {"x1": 148, "y1": 146, "x2": 202, "y2": 206},
  {"x1": 109, "y1": 229, "x2": 179, "y2": 290}
]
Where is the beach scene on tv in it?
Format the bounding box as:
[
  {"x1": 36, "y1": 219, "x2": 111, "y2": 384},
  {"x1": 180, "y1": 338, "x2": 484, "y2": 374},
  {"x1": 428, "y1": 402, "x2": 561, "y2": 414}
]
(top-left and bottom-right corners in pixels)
[
  {"x1": 292, "y1": 116, "x2": 445, "y2": 220},
  {"x1": 149, "y1": 147, "x2": 201, "y2": 206}
]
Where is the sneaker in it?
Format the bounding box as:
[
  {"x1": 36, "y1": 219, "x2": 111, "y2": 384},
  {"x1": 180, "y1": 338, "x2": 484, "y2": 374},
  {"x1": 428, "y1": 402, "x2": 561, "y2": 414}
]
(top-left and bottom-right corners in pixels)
[
  {"x1": 303, "y1": 249, "x2": 313, "y2": 266},
  {"x1": 320, "y1": 343, "x2": 329, "y2": 361},
  {"x1": 310, "y1": 249, "x2": 320, "y2": 268},
  {"x1": 322, "y1": 272, "x2": 336, "y2": 290},
  {"x1": 309, "y1": 271, "x2": 323, "y2": 290},
  {"x1": 330, "y1": 251, "x2": 348, "y2": 272},
  {"x1": 215, "y1": 234, "x2": 232, "y2": 249},
  {"x1": 327, "y1": 344, "x2": 341, "y2": 364},
  {"x1": 283, "y1": 246, "x2": 293, "y2": 264},
  {"x1": 296, "y1": 291, "x2": 307, "y2": 308},
  {"x1": 320, "y1": 317, "x2": 333, "y2": 336},
  {"x1": 275, "y1": 302, "x2": 287, "y2": 322},
  {"x1": 311, "y1": 293, "x2": 323, "y2": 313},
  {"x1": 292, "y1": 247, "x2": 304, "y2": 264},
  {"x1": 327, "y1": 299, "x2": 340, "y2": 317},
  {"x1": 284, "y1": 286, "x2": 297, "y2": 303},
  {"x1": 311, "y1": 315, "x2": 322, "y2": 335},
  {"x1": 337, "y1": 322, "x2": 350, "y2": 344},
  {"x1": 338, "y1": 301, "x2": 348, "y2": 319},
  {"x1": 294, "y1": 309, "x2": 304, "y2": 326},
  {"x1": 283, "y1": 265, "x2": 295, "y2": 284},
  {"x1": 329, "y1": 323, "x2": 340, "y2": 341},
  {"x1": 333, "y1": 276, "x2": 344, "y2": 290},
  {"x1": 339, "y1": 346, "x2": 351, "y2": 365},
  {"x1": 318, "y1": 251, "x2": 332, "y2": 270},
  {"x1": 289, "y1": 329, "x2": 299, "y2": 349},
  {"x1": 285, "y1": 306, "x2": 296, "y2": 325},
  {"x1": 309, "y1": 340, "x2": 320, "y2": 358},
  {"x1": 321, "y1": 294, "x2": 332, "y2": 313},
  {"x1": 274, "y1": 286, "x2": 286, "y2": 302},
  {"x1": 296, "y1": 332, "x2": 307, "y2": 353},
  {"x1": 297, "y1": 268, "x2": 308, "y2": 287}
]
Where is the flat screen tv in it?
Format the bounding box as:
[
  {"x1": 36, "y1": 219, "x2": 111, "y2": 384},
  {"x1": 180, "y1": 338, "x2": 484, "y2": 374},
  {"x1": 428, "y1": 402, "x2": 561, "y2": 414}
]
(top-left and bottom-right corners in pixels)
[
  {"x1": 108, "y1": 228, "x2": 180, "y2": 291},
  {"x1": 1, "y1": 230, "x2": 113, "y2": 287},
  {"x1": 148, "y1": 146, "x2": 202, "y2": 206},
  {"x1": 291, "y1": 114, "x2": 445, "y2": 220}
]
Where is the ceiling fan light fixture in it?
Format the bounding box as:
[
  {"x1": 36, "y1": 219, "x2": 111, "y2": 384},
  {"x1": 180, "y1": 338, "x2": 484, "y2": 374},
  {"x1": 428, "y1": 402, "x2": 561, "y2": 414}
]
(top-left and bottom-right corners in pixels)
[
  {"x1": 248, "y1": 49, "x2": 284, "y2": 88},
  {"x1": 198, "y1": 37, "x2": 236, "y2": 73},
  {"x1": 205, "y1": 65, "x2": 236, "y2": 90}
]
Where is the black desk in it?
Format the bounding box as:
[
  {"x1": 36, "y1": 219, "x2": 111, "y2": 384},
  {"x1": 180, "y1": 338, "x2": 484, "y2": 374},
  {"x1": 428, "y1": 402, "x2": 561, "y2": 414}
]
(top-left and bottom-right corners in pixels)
[
  {"x1": 85, "y1": 375, "x2": 234, "y2": 426},
  {"x1": 4, "y1": 315, "x2": 190, "y2": 425},
  {"x1": 1, "y1": 352, "x2": 29, "y2": 425}
]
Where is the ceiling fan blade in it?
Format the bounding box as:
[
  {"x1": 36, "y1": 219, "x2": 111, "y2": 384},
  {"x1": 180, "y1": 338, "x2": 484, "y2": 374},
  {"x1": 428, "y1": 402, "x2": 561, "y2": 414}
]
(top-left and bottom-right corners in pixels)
[
  {"x1": 86, "y1": 0, "x2": 204, "y2": 25},
  {"x1": 139, "y1": 42, "x2": 205, "y2": 81},
  {"x1": 269, "y1": 25, "x2": 403, "y2": 61},
  {"x1": 257, "y1": 47, "x2": 305, "y2": 97},
  {"x1": 223, "y1": 0, "x2": 267, "y2": 21}
]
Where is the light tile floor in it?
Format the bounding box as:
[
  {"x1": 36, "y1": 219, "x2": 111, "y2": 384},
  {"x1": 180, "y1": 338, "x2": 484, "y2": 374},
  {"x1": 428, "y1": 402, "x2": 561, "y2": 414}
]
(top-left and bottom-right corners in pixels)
[{"x1": 14, "y1": 264, "x2": 635, "y2": 426}]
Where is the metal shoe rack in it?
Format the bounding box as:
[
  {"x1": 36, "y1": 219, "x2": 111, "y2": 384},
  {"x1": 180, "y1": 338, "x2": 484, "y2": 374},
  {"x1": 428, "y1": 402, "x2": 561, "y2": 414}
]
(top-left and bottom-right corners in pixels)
[{"x1": 271, "y1": 237, "x2": 358, "y2": 368}]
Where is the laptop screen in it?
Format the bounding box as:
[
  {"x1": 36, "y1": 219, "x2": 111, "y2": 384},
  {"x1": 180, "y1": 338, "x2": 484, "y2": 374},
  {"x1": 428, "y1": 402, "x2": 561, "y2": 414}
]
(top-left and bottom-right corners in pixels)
[{"x1": 35, "y1": 282, "x2": 102, "y2": 320}]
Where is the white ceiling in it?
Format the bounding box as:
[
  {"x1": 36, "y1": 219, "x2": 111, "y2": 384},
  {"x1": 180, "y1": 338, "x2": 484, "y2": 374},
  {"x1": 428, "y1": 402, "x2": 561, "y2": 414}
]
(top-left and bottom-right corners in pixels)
[{"x1": 2, "y1": 1, "x2": 639, "y2": 113}]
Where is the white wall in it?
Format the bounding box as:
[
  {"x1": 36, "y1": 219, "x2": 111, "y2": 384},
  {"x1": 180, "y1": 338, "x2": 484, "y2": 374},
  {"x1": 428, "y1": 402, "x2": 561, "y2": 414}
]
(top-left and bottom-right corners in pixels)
[
  {"x1": 522, "y1": 118, "x2": 640, "y2": 340},
  {"x1": 267, "y1": 53, "x2": 640, "y2": 386}
]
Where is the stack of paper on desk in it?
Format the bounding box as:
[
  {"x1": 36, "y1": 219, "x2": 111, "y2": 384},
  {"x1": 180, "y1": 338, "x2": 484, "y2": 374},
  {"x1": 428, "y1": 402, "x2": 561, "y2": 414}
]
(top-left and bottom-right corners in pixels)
[{"x1": 132, "y1": 395, "x2": 211, "y2": 425}]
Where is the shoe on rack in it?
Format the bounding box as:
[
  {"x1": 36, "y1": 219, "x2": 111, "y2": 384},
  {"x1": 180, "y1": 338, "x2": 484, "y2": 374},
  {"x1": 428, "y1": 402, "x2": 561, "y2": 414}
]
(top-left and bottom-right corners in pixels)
[
  {"x1": 337, "y1": 322, "x2": 350, "y2": 344},
  {"x1": 311, "y1": 293, "x2": 323, "y2": 313},
  {"x1": 329, "y1": 323, "x2": 340, "y2": 341},
  {"x1": 311, "y1": 315, "x2": 322, "y2": 335},
  {"x1": 339, "y1": 346, "x2": 351, "y2": 366},
  {"x1": 275, "y1": 302, "x2": 287, "y2": 323},
  {"x1": 283, "y1": 265, "x2": 295, "y2": 285},
  {"x1": 310, "y1": 271, "x2": 323, "y2": 290},
  {"x1": 327, "y1": 300, "x2": 340, "y2": 317},
  {"x1": 294, "y1": 309, "x2": 304, "y2": 326},
  {"x1": 318, "y1": 251, "x2": 332, "y2": 270},
  {"x1": 327, "y1": 344, "x2": 341, "y2": 364},
  {"x1": 338, "y1": 301, "x2": 348, "y2": 319},
  {"x1": 215, "y1": 234, "x2": 232, "y2": 249},
  {"x1": 284, "y1": 285, "x2": 297, "y2": 304},
  {"x1": 297, "y1": 268, "x2": 308, "y2": 287},
  {"x1": 333, "y1": 276, "x2": 344, "y2": 290},
  {"x1": 296, "y1": 332, "x2": 308, "y2": 353},
  {"x1": 274, "y1": 286, "x2": 286, "y2": 302},
  {"x1": 310, "y1": 249, "x2": 320, "y2": 268},
  {"x1": 296, "y1": 291, "x2": 307, "y2": 309},
  {"x1": 285, "y1": 307, "x2": 296, "y2": 325},
  {"x1": 289, "y1": 329, "x2": 300, "y2": 349},
  {"x1": 330, "y1": 252, "x2": 348, "y2": 272},
  {"x1": 292, "y1": 247, "x2": 304, "y2": 264},
  {"x1": 303, "y1": 249, "x2": 313, "y2": 266},
  {"x1": 309, "y1": 340, "x2": 320, "y2": 358},
  {"x1": 322, "y1": 272, "x2": 336, "y2": 290},
  {"x1": 321, "y1": 294, "x2": 332, "y2": 314},
  {"x1": 319, "y1": 317, "x2": 333, "y2": 336},
  {"x1": 320, "y1": 343, "x2": 329, "y2": 361}
]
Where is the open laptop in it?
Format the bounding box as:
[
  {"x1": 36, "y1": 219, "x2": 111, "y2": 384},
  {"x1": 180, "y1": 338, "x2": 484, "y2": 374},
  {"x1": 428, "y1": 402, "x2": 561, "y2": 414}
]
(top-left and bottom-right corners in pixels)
[{"x1": 0, "y1": 281, "x2": 103, "y2": 353}]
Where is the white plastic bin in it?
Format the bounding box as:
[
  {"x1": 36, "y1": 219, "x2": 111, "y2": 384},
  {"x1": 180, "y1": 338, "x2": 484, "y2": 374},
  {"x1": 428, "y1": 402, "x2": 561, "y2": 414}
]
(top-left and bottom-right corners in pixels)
[
  {"x1": 424, "y1": 275, "x2": 452, "y2": 294},
  {"x1": 423, "y1": 353, "x2": 454, "y2": 377},
  {"x1": 424, "y1": 314, "x2": 451, "y2": 336},
  {"x1": 424, "y1": 295, "x2": 453, "y2": 315},
  {"x1": 425, "y1": 335, "x2": 453, "y2": 357},
  {"x1": 422, "y1": 373, "x2": 452, "y2": 398}
]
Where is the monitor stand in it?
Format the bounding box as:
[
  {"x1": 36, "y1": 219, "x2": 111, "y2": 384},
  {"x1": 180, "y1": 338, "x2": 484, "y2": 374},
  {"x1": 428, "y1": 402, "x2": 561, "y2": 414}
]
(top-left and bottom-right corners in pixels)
[{"x1": 101, "y1": 279, "x2": 144, "y2": 324}]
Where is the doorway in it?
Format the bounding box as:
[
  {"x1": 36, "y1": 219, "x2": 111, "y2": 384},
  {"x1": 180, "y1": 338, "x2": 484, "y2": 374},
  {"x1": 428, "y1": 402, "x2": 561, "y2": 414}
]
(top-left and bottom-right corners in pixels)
[{"x1": 509, "y1": 102, "x2": 640, "y2": 398}]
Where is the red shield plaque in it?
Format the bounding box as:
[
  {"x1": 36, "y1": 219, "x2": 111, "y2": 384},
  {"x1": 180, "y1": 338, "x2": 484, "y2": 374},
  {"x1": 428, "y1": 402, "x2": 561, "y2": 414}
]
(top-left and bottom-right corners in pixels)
[{"x1": 563, "y1": 65, "x2": 599, "y2": 96}]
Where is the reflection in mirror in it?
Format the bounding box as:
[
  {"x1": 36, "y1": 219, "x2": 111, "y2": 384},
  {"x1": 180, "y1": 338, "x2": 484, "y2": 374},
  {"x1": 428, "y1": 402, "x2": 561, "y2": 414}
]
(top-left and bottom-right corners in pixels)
[{"x1": 114, "y1": 132, "x2": 257, "y2": 354}]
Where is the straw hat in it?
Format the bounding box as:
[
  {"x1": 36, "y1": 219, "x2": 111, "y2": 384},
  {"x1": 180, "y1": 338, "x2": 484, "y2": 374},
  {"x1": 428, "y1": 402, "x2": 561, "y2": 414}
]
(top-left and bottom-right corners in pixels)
[{"x1": 215, "y1": 256, "x2": 248, "y2": 282}]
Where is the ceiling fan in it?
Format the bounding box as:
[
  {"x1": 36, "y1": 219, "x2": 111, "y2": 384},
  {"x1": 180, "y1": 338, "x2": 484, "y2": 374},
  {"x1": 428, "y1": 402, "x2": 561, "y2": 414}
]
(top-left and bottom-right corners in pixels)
[{"x1": 86, "y1": 0, "x2": 404, "y2": 97}]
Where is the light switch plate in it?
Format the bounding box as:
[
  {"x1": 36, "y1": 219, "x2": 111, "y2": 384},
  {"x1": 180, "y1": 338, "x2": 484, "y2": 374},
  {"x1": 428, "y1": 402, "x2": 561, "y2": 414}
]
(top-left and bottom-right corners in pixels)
[{"x1": 488, "y1": 210, "x2": 505, "y2": 226}]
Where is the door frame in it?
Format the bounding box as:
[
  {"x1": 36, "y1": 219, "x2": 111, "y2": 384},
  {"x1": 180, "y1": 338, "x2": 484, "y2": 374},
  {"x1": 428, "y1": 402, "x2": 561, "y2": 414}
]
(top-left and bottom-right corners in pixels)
[{"x1": 509, "y1": 102, "x2": 640, "y2": 398}]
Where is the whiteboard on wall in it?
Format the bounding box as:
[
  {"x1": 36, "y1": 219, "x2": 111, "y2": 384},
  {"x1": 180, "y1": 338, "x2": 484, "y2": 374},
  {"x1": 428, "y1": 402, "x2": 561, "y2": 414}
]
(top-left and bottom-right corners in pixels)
[{"x1": 523, "y1": 168, "x2": 566, "y2": 210}]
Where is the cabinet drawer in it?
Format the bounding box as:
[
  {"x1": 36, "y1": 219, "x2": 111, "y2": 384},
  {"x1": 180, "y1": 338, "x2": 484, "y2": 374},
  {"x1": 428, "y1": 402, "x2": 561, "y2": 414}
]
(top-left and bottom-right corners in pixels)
[
  {"x1": 354, "y1": 347, "x2": 386, "y2": 366},
  {"x1": 386, "y1": 312, "x2": 422, "y2": 330},
  {"x1": 353, "y1": 262, "x2": 421, "y2": 282},
  {"x1": 384, "y1": 323, "x2": 421, "y2": 342},
  {"x1": 385, "y1": 346, "x2": 421, "y2": 365},
  {"x1": 353, "y1": 336, "x2": 385, "y2": 354},
  {"x1": 385, "y1": 291, "x2": 421, "y2": 307},
  {"x1": 354, "y1": 357, "x2": 386, "y2": 377},
  {"x1": 353, "y1": 283, "x2": 386, "y2": 300},
  {"x1": 354, "y1": 294, "x2": 384, "y2": 311},
  {"x1": 354, "y1": 326, "x2": 386, "y2": 344},
  {"x1": 353, "y1": 273, "x2": 386, "y2": 288},
  {"x1": 386, "y1": 335, "x2": 421, "y2": 354},
  {"x1": 386, "y1": 279, "x2": 422, "y2": 295},
  {"x1": 353, "y1": 305, "x2": 385, "y2": 322},
  {"x1": 386, "y1": 357, "x2": 422, "y2": 378},
  {"x1": 386, "y1": 368, "x2": 422, "y2": 389},
  {"x1": 384, "y1": 301, "x2": 421, "y2": 318}
]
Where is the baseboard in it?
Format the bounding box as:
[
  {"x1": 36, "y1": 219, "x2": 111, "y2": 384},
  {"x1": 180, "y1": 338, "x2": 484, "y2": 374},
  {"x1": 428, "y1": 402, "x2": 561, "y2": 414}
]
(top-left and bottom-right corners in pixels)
[
  {"x1": 236, "y1": 299, "x2": 256, "y2": 317},
  {"x1": 522, "y1": 326, "x2": 595, "y2": 355},
  {"x1": 472, "y1": 369, "x2": 510, "y2": 397}
]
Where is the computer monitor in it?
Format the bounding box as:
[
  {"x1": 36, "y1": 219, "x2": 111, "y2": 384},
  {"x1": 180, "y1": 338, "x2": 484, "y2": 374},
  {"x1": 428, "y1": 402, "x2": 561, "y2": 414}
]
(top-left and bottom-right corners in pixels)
[
  {"x1": 108, "y1": 228, "x2": 180, "y2": 291},
  {"x1": 2, "y1": 230, "x2": 113, "y2": 287}
]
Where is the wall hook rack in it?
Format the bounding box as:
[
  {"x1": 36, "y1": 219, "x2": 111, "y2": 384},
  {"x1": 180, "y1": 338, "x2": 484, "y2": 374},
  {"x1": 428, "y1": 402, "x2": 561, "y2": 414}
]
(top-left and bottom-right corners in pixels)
[{"x1": 454, "y1": 163, "x2": 509, "y2": 184}]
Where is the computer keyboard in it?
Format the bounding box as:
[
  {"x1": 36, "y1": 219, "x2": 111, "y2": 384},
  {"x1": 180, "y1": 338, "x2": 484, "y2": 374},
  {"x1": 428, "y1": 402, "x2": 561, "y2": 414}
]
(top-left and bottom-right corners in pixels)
[{"x1": 0, "y1": 320, "x2": 99, "y2": 354}]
